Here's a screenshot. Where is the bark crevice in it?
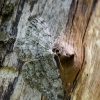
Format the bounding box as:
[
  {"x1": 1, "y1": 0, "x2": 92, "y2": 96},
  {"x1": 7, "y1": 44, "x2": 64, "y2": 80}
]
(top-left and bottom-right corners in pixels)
[
  {"x1": 12, "y1": 0, "x2": 25, "y2": 36},
  {"x1": 82, "y1": 0, "x2": 98, "y2": 42},
  {"x1": 30, "y1": 0, "x2": 38, "y2": 12}
]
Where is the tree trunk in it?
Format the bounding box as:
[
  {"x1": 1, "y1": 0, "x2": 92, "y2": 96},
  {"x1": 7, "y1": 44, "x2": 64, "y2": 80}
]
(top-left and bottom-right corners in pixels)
[{"x1": 0, "y1": 0, "x2": 100, "y2": 100}]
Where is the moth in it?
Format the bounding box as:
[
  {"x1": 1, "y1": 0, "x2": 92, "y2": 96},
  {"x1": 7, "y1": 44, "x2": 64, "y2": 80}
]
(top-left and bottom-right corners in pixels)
[{"x1": 14, "y1": 17, "x2": 64, "y2": 100}]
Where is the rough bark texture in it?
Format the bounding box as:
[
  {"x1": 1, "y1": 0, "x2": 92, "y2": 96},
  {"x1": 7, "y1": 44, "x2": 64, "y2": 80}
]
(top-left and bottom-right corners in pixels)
[
  {"x1": 0, "y1": 0, "x2": 72, "y2": 100},
  {"x1": 0, "y1": 0, "x2": 100, "y2": 100}
]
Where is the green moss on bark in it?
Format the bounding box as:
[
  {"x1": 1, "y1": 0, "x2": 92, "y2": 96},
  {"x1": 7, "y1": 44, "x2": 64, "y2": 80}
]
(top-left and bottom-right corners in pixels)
[{"x1": 0, "y1": 66, "x2": 18, "y2": 73}]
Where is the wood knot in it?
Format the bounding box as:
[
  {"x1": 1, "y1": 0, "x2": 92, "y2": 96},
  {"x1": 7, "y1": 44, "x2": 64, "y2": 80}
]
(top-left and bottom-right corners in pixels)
[
  {"x1": 53, "y1": 37, "x2": 75, "y2": 66},
  {"x1": 53, "y1": 36, "x2": 82, "y2": 100}
]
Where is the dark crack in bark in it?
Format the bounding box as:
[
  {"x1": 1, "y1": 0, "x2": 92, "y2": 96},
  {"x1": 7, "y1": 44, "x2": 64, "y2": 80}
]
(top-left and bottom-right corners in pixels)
[
  {"x1": 30, "y1": 0, "x2": 38, "y2": 12},
  {"x1": 12, "y1": 0, "x2": 25, "y2": 36},
  {"x1": 17, "y1": 59, "x2": 24, "y2": 75},
  {"x1": 40, "y1": 0, "x2": 48, "y2": 15},
  {"x1": 3, "y1": 77, "x2": 18, "y2": 100},
  {"x1": 82, "y1": 0, "x2": 98, "y2": 42},
  {"x1": 0, "y1": 0, "x2": 5, "y2": 15},
  {"x1": 65, "y1": 0, "x2": 79, "y2": 41},
  {"x1": 0, "y1": 85, "x2": 3, "y2": 99}
]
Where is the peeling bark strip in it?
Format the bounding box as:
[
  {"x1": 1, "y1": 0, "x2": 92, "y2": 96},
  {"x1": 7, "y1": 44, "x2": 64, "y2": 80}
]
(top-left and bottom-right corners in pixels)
[{"x1": 12, "y1": 0, "x2": 25, "y2": 36}]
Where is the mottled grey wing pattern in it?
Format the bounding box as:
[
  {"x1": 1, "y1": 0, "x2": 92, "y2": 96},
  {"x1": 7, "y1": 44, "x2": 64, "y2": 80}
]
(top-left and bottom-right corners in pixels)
[
  {"x1": 22, "y1": 53, "x2": 63, "y2": 100},
  {"x1": 14, "y1": 17, "x2": 52, "y2": 60},
  {"x1": 14, "y1": 17, "x2": 64, "y2": 100}
]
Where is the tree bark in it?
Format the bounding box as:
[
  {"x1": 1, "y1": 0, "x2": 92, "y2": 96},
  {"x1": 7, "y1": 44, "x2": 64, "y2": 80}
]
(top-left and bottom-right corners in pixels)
[{"x1": 0, "y1": 0, "x2": 100, "y2": 100}]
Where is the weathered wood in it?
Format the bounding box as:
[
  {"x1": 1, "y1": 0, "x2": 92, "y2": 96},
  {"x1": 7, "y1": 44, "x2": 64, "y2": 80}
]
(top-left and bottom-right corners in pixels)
[
  {"x1": 72, "y1": 0, "x2": 100, "y2": 100},
  {"x1": 52, "y1": 0, "x2": 99, "y2": 99}
]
